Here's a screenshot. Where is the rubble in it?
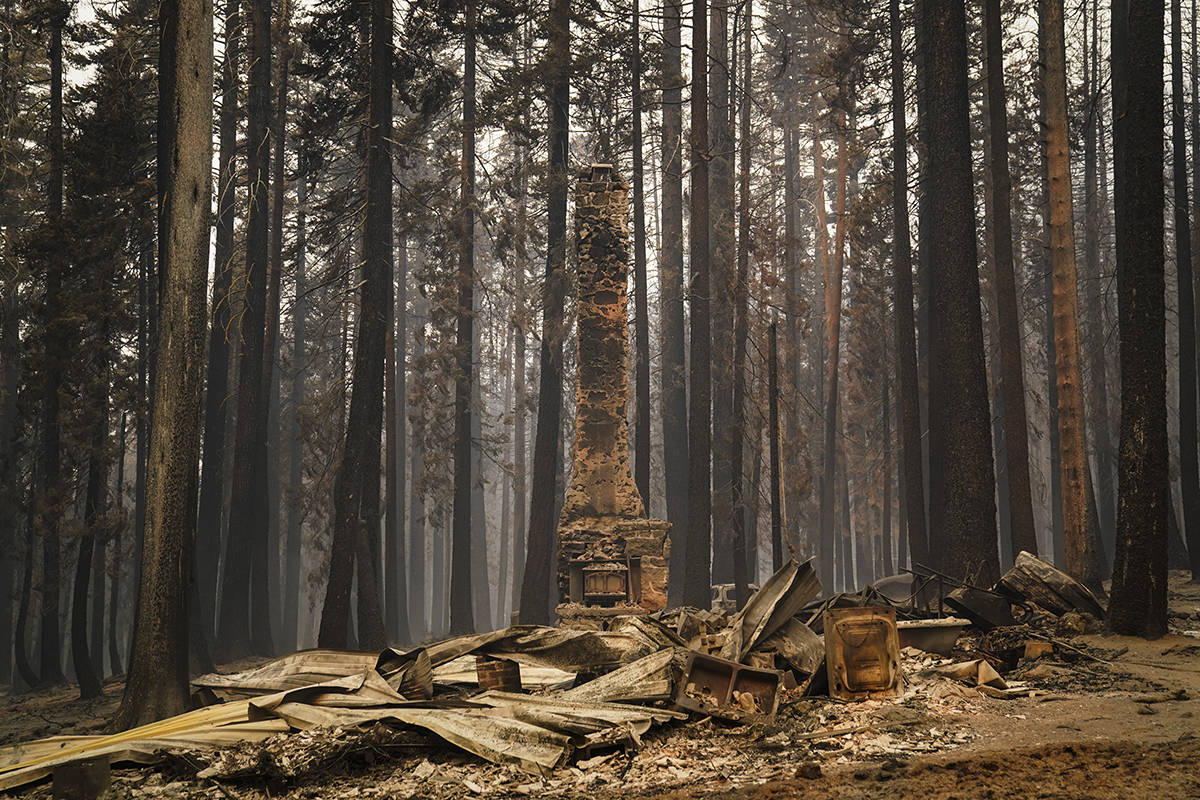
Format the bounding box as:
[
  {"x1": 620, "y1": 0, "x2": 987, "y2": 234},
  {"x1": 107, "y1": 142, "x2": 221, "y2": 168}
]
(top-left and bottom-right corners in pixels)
[
  {"x1": 3, "y1": 552, "x2": 1177, "y2": 797},
  {"x1": 995, "y1": 551, "x2": 1106, "y2": 618}
]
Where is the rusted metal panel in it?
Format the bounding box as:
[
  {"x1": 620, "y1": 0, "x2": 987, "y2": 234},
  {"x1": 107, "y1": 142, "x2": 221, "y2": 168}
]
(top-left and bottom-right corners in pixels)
[
  {"x1": 672, "y1": 651, "x2": 782, "y2": 721},
  {"x1": 823, "y1": 606, "x2": 902, "y2": 700}
]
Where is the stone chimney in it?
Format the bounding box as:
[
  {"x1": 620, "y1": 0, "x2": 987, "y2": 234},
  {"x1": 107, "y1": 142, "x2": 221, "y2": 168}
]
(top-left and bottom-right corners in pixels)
[{"x1": 556, "y1": 165, "x2": 670, "y2": 626}]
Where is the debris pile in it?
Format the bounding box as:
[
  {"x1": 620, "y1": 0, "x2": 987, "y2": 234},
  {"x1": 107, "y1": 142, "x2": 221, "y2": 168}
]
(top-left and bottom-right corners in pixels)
[{"x1": 0, "y1": 551, "x2": 1129, "y2": 795}]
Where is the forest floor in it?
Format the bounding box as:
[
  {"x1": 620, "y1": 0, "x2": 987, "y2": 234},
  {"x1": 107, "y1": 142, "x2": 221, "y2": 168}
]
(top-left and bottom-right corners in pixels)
[{"x1": 2, "y1": 573, "x2": 1199, "y2": 800}]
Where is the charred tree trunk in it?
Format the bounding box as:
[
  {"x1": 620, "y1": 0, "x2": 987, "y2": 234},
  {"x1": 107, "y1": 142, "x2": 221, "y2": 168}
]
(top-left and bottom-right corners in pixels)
[
  {"x1": 387, "y1": 240, "x2": 410, "y2": 643},
  {"x1": 131, "y1": 231, "x2": 151, "y2": 657},
  {"x1": 660, "y1": 0, "x2": 689, "y2": 604},
  {"x1": 889, "y1": 0, "x2": 928, "y2": 570},
  {"x1": 769, "y1": 322, "x2": 782, "y2": 571},
  {"x1": 410, "y1": 293, "x2": 429, "y2": 637},
  {"x1": 819, "y1": 79, "x2": 851, "y2": 594},
  {"x1": 283, "y1": 156, "x2": 307, "y2": 651},
  {"x1": 72, "y1": 369, "x2": 107, "y2": 699},
  {"x1": 196, "y1": 0, "x2": 240, "y2": 650},
  {"x1": 730, "y1": 0, "x2": 752, "y2": 607},
  {"x1": 917, "y1": 0, "x2": 1000, "y2": 584},
  {"x1": 450, "y1": 0, "x2": 477, "y2": 635},
  {"x1": 520, "y1": 0, "x2": 569, "y2": 625},
  {"x1": 114, "y1": 0, "x2": 211, "y2": 727},
  {"x1": 498, "y1": 326, "x2": 513, "y2": 621},
  {"x1": 318, "y1": 0, "x2": 391, "y2": 650},
  {"x1": 632, "y1": 0, "x2": 651, "y2": 511},
  {"x1": 217, "y1": 0, "x2": 273, "y2": 661},
  {"x1": 709, "y1": 0, "x2": 735, "y2": 586},
  {"x1": 385, "y1": 284, "x2": 401, "y2": 640},
  {"x1": 684, "y1": 0, "x2": 712, "y2": 609},
  {"x1": 1193, "y1": 0, "x2": 1200, "y2": 579},
  {"x1": 263, "y1": 0, "x2": 291, "y2": 652},
  {"x1": 0, "y1": 258, "x2": 21, "y2": 686},
  {"x1": 881, "y1": 369, "x2": 894, "y2": 576},
  {"x1": 108, "y1": 413, "x2": 126, "y2": 675},
  {"x1": 15, "y1": 506, "x2": 36, "y2": 688},
  {"x1": 985, "y1": 0, "x2": 1037, "y2": 559},
  {"x1": 1108, "y1": 0, "x2": 1169, "y2": 636},
  {"x1": 469, "y1": 312, "x2": 490, "y2": 627},
  {"x1": 510, "y1": 145, "x2": 528, "y2": 618},
  {"x1": 38, "y1": 1, "x2": 68, "y2": 687},
  {"x1": 1082, "y1": 0, "x2": 1116, "y2": 561},
  {"x1": 1172, "y1": 0, "x2": 1200, "y2": 580}
]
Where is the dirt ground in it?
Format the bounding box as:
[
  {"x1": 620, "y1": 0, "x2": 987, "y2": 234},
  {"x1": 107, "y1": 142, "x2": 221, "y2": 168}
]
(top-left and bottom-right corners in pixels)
[{"x1": 3, "y1": 574, "x2": 1199, "y2": 799}]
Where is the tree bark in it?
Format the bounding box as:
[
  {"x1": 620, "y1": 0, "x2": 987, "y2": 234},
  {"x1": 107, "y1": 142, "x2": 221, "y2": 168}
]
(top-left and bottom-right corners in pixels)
[
  {"x1": 1192, "y1": 0, "x2": 1200, "y2": 579},
  {"x1": 1171, "y1": 0, "x2": 1200, "y2": 580},
  {"x1": 283, "y1": 156, "x2": 306, "y2": 651},
  {"x1": 769, "y1": 322, "x2": 782, "y2": 572},
  {"x1": 730, "y1": 0, "x2": 752, "y2": 607},
  {"x1": 38, "y1": 1, "x2": 68, "y2": 687},
  {"x1": 450, "y1": 0, "x2": 477, "y2": 635},
  {"x1": 881, "y1": 368, "x2": 894, "y2": 576},
  {"x1": 984, "y1": 0, "x2": 1037, "y2": 560},
  {"x1": 217, "y1": 0, "x2": 273, "y2": 661},
  {"x1": 73, "y1": 378, "x2": 107, "y2": 699},
  {"x1": 108, "y1": 412, "x2": 125, "y2": 675},
  {"x1": 317, "y1": 0, "x2": 391, "y2": 650},
  {"x1": 510, "y1": 114, "x2": 529, "y2": 618},
  {"x1": 889, "y1": 0, "x2": 928, "y2": 571},
  {"x1": 196, "y1": 0, "x2": 240, "y2": 649},
  {"x1": 131, "y1": 228, "x2": 151, "y2": 655},
  {"x1": 469, "y1": 308, "x2": 490, "y2": 627},
  {"x1": 520, "y1": 0, "x2": 569, "y2": 625},
  {"x1": 1108, "y1": 0, "x2": 1169, "y2": 637},
  {"x1": 684, "y1": 0, "x2": 712, "y2": 610},
  {"x1": 1041, "y1": 0, "x2": 1098, "y2": 590},
  {"x1": 660, "y1": 0, "x2": 689, "y2": 605},
  {"x1": 1082, "y1": 0, "x2": 1116, "y2": 561},
  {"x1": 15, "y1": 506, "x2": 36, "y2": 688},
  {"x1": 709, "y1": 0, "x2": 735, "y2": 586},
  {"x1": 387, "y1": 239, "x2": 411, "y2": 643},
  {"x1": 819, "y1": 83, "x2": 849, "y2": 596},
  {"x1": 0, "y1": 253, "x2": 21, "y2": 686},
  {"x1": 632, "y1": 0, "x2": 651, "y2": 512},
  {"x1": 498, "y1": 325, "x2": 512, "y2": 621},
  {"x1": 263, "y1": 0, "x2": 291, "y2": 652},
  {"x1": 114, "y1": 0, "x2": 211, "y2": 727},
  {"x1": 917, "y1": 0, "x2": 1000, "y2": 585},
  {"x1": 410, "y1": 292, "x2": 428, "y2": 637}
]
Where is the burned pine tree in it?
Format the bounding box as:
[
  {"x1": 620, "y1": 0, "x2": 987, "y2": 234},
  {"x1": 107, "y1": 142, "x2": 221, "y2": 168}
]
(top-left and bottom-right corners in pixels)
[
  {"x1": 317, "y1": 0, "x2": 392, "y2": 650},
  {"x1": 659, "y1": 0, "x2": 688, "y2": 605},
  {"x1": 983, "y1": 0, "x2": 1037, "y2": 561},
  {"x1": 521, "y1": 0, "x2": 570, "y2": 626},
  {"x1": 1040, "y1": 0, "x2": 1099, "y2": 591},
  {"x1": 450, "y1": 0, "x2": 476, "y2": 636},
  {"x1": 115, "y1": 0, "x2": 212, "y2": 728},
  {"x1": 888, "y1": 0, "x2": 927, "y2": 571},
  {"x1": 195, "y1": 0, "x2": 240, "y2": 661},
  {"x1": 217, "y1": 0, "x2": 274, "y2": 661},
  {"x1": 684, "y1": 0, "x2": 712, "y2": 610},
  {"x1": 1108, "y1": 0, "x2": 1168, "y2": 637},
  {"x1": 916, "y1": 0, "x2": 999, "y2": 584}
]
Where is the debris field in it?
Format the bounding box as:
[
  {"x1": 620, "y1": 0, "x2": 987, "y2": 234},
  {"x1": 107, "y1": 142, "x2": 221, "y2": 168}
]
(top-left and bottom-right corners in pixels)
[{"x1": 2, "y1": 556, "x2": 1199, "y2": 799}]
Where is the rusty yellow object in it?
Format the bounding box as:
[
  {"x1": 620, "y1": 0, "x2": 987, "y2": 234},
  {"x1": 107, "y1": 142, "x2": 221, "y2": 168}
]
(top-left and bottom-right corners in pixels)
[{"x1": 823, "y1": 606, "x2": 902, "y2": 700}]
